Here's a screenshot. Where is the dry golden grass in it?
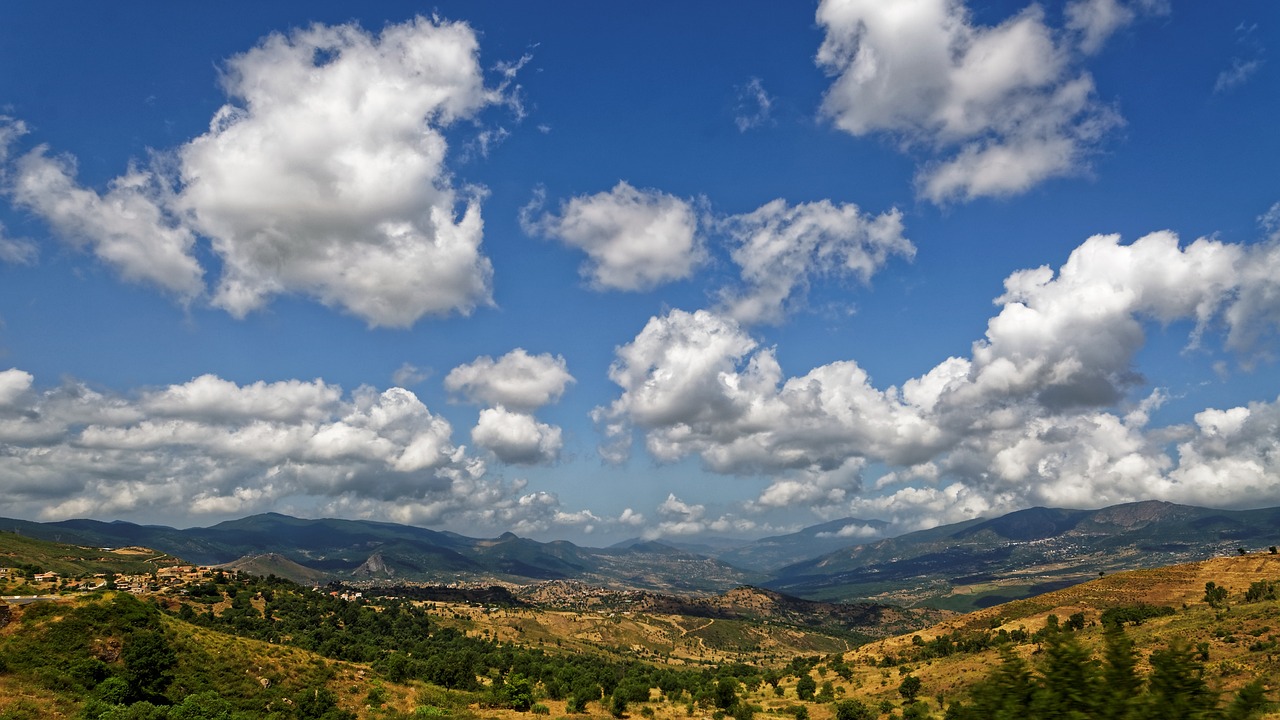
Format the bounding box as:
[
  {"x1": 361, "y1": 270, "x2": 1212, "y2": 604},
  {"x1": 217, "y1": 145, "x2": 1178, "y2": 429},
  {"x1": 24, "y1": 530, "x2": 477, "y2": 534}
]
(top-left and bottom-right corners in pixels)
[
  {"x1": 821, "y1": 553, "x2": 1280, "y2": 717},
  {"x1": 424, "y1": 600, "x2": 854, "y2": 669},
  {"x1": 6, "y1": 553, "x2": 1279, "y2": 719}
]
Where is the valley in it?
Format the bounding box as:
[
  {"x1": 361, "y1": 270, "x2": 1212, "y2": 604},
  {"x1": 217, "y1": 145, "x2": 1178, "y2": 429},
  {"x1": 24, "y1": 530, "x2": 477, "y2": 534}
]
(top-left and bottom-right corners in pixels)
[{"x1": 3, "y1": 503, "x2": 1279, "y2": 718}]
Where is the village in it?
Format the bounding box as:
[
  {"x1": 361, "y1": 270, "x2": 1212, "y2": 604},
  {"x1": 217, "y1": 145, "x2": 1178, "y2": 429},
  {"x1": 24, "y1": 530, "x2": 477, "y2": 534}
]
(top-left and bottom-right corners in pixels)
[{"x1": 0, "y1": 559, "x2": 207, "y2": 599}]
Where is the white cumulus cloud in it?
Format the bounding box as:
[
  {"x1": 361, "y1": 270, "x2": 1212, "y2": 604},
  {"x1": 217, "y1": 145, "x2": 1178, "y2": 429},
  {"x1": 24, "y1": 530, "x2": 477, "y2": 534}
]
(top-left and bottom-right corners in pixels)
[
  {"x1": 719, "y1": 199, "x2": 913, "y2": 324},
  {"x1": 10, "y1": 149, "x2": 204, "y2": 298},
  {"x1": 447, "y1": 349, "x2": 573, "y2": 467},
  {"x1": 524, "y1": 181, "x2": 704, "y2": 291},
  {"x1": 815, "y1": 0, "x2": 1122, "y2": 202},
  {"x1": 471, "y1": 405, "x2": 563, "y2": 465},
  {"x1": 180, "y1": 18, "x2": 495, "y2": 326},
  {"x1": 0, "y1": 370, "x2": 588, "y2": 532},
  {"x1": 1066, "y1": 0, "x2": 1135, "y2": 54},
  {"x1": 445, "y1": 348, "x2": 574, "y2": 412},
  {"x1": 2, "y1": 18, "x2": 504, "y2": 327},
  {"x1": 0, "y1": 368, "x2": 34, "y2": 408},
  {"x1": 600, "y1": 229, "x2": 1280, "y2": 528}
]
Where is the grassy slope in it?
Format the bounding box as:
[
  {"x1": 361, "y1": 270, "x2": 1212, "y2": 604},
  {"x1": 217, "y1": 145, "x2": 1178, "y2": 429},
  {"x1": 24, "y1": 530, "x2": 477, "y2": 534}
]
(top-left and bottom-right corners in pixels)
[
  {"x1": 3, "y1": 546, "x2": 1278, "y2": 720},
  {"x1": 0, "y1": 592, "x2": 444, "y2": 719},
  {"x1": 827, "y1": 552, "x2": 1280, "y2": 716},
  {"x1": 0, "y1": 531, "x2": 186, "y2": 578}
]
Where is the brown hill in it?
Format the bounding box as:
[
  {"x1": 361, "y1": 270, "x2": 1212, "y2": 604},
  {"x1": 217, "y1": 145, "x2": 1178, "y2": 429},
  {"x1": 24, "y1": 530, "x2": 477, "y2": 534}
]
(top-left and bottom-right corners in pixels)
[
  {"x1": 219, "y1": 552, "x2": 328, "y2": 585},
  {"x1": 835, "y1": 552, "x2": 1280, "y2": 715}
]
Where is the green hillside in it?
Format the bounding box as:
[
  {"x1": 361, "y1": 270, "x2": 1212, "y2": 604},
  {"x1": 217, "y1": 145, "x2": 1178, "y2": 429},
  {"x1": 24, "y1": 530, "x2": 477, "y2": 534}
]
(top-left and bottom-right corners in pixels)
[
  {"x1": 0, "y1": 531, "x2": 185, "y2": 581},
  {"x1": 2, "y1": 552, "x2": 1277, "y2": 719}
]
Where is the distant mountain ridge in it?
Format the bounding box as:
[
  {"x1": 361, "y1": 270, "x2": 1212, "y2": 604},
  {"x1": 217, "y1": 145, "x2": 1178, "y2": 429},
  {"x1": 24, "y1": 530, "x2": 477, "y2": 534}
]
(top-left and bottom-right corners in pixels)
[
  {"x1": 714, "y1": 516, "x2": 890, "y2": 571},
  {"x1": 765, "y1": 500, "x2": 1280, "y2": 609},
  {"x1": 5, "y1": 500, "x2": 1278, "y2": 604},
  {"x1": 0, "y1": 511, "x2": 758, "y2": 592}
]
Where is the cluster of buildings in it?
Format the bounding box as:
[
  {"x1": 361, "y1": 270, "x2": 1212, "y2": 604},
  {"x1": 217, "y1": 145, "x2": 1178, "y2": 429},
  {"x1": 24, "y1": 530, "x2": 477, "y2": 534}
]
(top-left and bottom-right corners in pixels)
[{"x1": 0, "y1": 563, "x2": 212, "y2": 596}]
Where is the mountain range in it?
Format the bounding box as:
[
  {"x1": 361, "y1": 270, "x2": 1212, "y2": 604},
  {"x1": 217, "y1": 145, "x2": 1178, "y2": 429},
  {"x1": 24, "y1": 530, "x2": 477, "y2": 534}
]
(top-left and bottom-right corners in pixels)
[{"x1": 5, "y1": 500, "x2": 1278, "y2": 609}]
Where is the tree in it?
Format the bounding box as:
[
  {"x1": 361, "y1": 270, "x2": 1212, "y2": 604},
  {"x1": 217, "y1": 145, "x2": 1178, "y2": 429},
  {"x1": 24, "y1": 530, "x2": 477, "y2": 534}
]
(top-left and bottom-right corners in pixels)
[
  {"x1": 1244, "y1": 580, "x2": 1276, "y2": 602},
  {"x1": 899, "y1": 675, "x2": 923, "y2": 703},
  {"x1": 902, "y1": 702, "x2": 933, "y2": 720},
  {"x1": 715, "y1": 678, "x2": 739, "y2": 710},
  {"x1": 944, "y1": 648, "x2": 1034, "y2": 720},
  {"x1": 121, "y1": 629, "x2": 176, "y2": 701},
  {"x1": 1097, "y1": 625, "x2": 1141, "y2": 720},
  {"x1": 1225, "y1": 679, "x2": 1269, "y2": 720},
  {"x1": 294, "y1": 686, "x2": 356, "y2": 720},
  {"x1": 1146, "y1": 639, "x2": 1217, "y2": 720},
  {"x1": 567, "y1": 693, "x2": 590, "y2": 713},
  {"x1": 1032, "y1": 630, "x2": 1097, "y2": 719},
  {"x1": 98, "y1": 701, "x2": 169, "y2": 719},
  {"x1": 1203, "y1": 581, "x2": 1228, "y2": 607},
  {"x1": 168, "y1": 691, "x2": 233, "y2": 720},
  {"x1": 95, "y1": 676, "x2": 131, "y2": 705},
  {"x1": 834, "y1": 699, "x2": 874, "y2": 720},
  {"x1": 501, "y1": 674, "x2": 534, "y2": 712},
  {"x1": 796, "y1": 674, "x2": 817, "y2": 701},
  {"x1": 816, "y1": 681, "x2": 835, "y2": 702}
]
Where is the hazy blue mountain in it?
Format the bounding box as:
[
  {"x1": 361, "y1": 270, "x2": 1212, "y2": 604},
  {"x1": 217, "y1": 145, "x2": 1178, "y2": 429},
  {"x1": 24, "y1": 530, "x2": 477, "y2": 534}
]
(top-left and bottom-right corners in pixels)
[
  {"x1": 715, "y1": 517, "x2": 891, "y2": 572},
  {"x1": 0, "y1": 511, "x2": 752, "y2": 591}
]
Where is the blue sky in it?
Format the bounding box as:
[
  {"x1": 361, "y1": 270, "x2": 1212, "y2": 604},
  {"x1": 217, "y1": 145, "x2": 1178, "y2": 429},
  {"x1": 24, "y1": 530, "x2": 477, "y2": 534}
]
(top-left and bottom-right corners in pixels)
[{"x1": 1, "y1": 1, "x2": 1278, "y2": 545}]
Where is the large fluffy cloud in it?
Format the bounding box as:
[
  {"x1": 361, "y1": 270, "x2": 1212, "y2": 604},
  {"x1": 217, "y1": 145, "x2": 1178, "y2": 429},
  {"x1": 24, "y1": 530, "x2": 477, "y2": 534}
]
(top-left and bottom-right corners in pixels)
[
  {"x1": 180, "y1": 18, "x2": 494, "y2": 325},
  {"x1": 599, "y1": 230, "x2": 1280, "y2": 527},
  {"x1": 815, "y1": 0, "x2": 1123, "y2": 202},
  {"x1": 0, "y1": 371, "x2": 586, "y2": 528},
  {"x1": 2, "y1": 18, "x2": 501, "y2": 326},
  {"x1": 523, "y1": 181, "x2": 704, "y2": 291},
  {"x1": 719, "y1": 199, "x2": 913, "y2": 324},
  {"x1": 597, "y1": 308, "x2": 943, "y2": 473}
]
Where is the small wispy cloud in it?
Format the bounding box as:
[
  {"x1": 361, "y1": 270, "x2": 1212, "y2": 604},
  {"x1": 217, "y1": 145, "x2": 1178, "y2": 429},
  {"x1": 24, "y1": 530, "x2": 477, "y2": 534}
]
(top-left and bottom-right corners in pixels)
[
  {"x1": 392, "y1": 362, "x2": 429, "y2": 387},
  {"x1": 1215, "y1": 57, "x2": 1263, "y2": 94},
  {"x1": 1215, "y1": 22, "x2": 1265, "y2": 95},
  {"x1": 734, "y1": 77, "x2": 774, "y2": 132}
]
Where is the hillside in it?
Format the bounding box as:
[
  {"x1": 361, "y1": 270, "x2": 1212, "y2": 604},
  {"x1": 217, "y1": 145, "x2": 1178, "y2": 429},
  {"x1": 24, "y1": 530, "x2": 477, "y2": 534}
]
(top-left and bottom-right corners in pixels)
[
  {"x1": 0, "y1": 591, "x2": 429, "y2": 719},
  {"x1": 823, "y1": 552, "x2": 1280, "y2": 716},
  {"x1": 3, "y1": 542, "x2": 1277, "y2": 719},
  {"x1": 218, "y1": 552, "x2": 330, "y2": 585},
  {"x1": 0, "y1": 531, "x2": 186, "y2": 580},
  {"x1": 767, "y1": 501, "x2": 1280, "y2": 609}
]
